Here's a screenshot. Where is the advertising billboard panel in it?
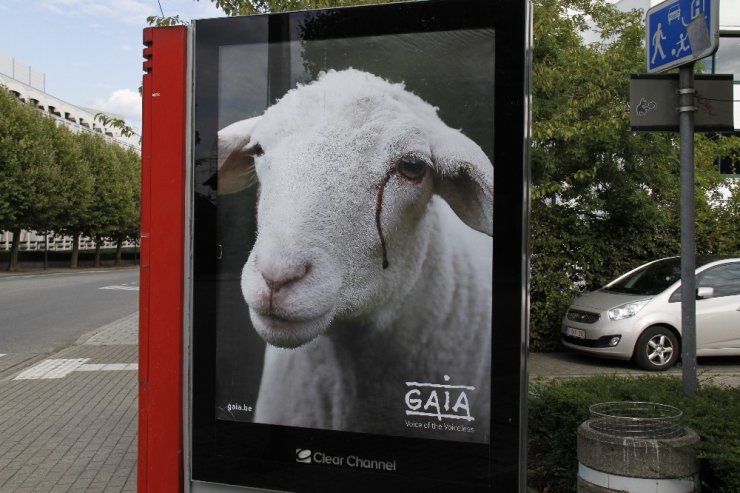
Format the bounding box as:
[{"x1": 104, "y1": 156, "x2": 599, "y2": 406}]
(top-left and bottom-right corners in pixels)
[{"x1": 188, "y1": 1, "x2": 529, "y2": 490}]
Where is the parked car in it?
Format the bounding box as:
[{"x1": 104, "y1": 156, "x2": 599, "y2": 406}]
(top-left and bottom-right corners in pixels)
[{"x1": 561, "y1": 257, "x2": 740, "y2": 371}]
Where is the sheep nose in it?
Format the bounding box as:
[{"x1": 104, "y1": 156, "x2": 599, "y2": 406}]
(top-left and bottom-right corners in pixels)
[{"x1": 261, "y1": 263, "x2": 309, "y2": 296}]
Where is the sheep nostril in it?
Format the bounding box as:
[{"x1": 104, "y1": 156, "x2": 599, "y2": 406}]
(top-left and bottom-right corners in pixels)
[{"x1": 261, "y1": 263, "x2": 310, "y2": 295}]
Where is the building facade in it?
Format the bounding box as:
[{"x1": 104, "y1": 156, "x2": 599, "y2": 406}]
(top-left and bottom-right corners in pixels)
[
  {"x1": 0, "y1": 52, "x2": 140, "y2": 149},
  {"x1": 1, "y1": 53, "x2": 140, "y2": 255}
]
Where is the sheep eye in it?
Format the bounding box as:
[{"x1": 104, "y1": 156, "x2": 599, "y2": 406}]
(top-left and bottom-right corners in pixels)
[{"x1": 396, "y1": 157, "x2": 426, "y2": 181}]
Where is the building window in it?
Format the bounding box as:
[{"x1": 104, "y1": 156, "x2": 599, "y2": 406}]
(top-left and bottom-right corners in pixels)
[
  {"x1": 711, "y1": 32, "x2": 740, "y2": 132},
  {"x1": 9, "y1": 90, "x2": 25, "y2": 102},
  {"x1": 712, "y1": 33, "x2": 740, "y2": 80}
]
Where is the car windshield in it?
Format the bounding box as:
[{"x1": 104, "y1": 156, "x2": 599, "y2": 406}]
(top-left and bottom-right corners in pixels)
[{"x1": 604, "y1": 258, "x2": 681, "y2": 295}]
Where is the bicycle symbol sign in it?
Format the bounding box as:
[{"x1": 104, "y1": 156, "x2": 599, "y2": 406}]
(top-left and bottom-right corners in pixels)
[{"x1": 646, "y1": 0, "x2": 719, "y2": 73}]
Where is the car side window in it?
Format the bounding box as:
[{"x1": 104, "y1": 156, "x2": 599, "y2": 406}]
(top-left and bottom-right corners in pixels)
[
  {"x1": 698, "y1": 263, "x2": 740, "y2": 298},
  {"x1": 669, "y1": 289, "x2": 680, "y2": 303}
]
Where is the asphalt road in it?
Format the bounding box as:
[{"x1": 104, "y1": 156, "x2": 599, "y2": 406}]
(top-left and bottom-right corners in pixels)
[{"x1": 0, "y1": 267, "x2": 139, "y2": 355}]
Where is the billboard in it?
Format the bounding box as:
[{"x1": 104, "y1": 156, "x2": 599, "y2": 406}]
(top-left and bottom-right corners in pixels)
[{"x1": 188, "y1": 1, "x2": 530, "y2": 490}]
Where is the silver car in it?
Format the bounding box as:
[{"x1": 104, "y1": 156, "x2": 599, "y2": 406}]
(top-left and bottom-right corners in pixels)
[{"x1": 561, "y1": 257, "x2": 740, "y2": 371}]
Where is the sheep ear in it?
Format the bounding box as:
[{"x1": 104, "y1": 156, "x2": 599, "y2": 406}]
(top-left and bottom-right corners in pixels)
[
  {"x1": 430, "y1": 126, "x2": 493, "y2": 237},
  {"x1": 217, "y1": 117, "x2": 262, "y2": 194}
]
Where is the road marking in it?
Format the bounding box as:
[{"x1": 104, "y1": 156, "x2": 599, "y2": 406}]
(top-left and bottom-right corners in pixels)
[
  {"x1": 99, "y1": 283, "x2": 139, "y2": 291},
  {"x1": 76, "y1": 363, "x2": 138, "y2": 371},
  {"x1": 13, "y1": 358, "x2": 138, "y2": 380},
  {"x1": 14, "y1": 358, "x2": 90, "y2": 379}
]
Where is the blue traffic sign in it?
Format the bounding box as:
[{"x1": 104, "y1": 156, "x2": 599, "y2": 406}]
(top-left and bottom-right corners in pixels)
[{"x1": 646, "y1": 0, "x2": 719, "y2": 73}]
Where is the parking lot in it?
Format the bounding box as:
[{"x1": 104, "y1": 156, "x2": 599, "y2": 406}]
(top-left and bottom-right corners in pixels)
[{"x1": 529, "y1": 350, "x2": 740, "y2": 387}]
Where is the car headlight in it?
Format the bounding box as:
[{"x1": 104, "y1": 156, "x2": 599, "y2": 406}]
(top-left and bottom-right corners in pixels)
[{"x1": 608, "y1": 300, "x2": 650, "y2": 321}]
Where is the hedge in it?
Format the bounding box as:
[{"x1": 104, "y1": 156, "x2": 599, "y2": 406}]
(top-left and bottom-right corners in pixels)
[
  {"x1": 0, "y1": 248, "x2": 139, "y2": 269},
  {"x1": 528, "y1": 375, "x2": 740, "y2": 492}
]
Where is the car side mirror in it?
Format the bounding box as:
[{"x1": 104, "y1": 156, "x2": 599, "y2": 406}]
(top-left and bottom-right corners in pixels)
[{"x1": 697, "y1": 286, "x2": 714, "y2": 300}]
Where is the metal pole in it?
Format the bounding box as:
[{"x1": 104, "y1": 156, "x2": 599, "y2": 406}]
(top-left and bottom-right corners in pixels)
[{"x1": 679, "y1": 63, "x2": 697, "y2": 397}]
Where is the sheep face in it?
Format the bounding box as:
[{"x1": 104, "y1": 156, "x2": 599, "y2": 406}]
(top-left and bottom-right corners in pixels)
[{"x1": 219, "y1": 70, "x2": 493, "y2": 349}]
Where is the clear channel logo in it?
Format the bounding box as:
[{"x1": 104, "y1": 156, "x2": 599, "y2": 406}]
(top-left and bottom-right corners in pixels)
[
  {"x1": 295, "y1": 448, "x2": 312, "y2": 463},
  {"x1": 295, "y1": 448, "x2": 396, "y2": 471}
]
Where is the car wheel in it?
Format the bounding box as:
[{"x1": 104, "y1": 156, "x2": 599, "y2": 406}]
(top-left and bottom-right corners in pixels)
[{"x1": 633, "y1": 326, "x2": 680, "y2": 371}]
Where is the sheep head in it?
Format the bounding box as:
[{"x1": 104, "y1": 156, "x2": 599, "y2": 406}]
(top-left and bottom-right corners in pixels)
[{"x1": 217, "y1": 69, "x2": 492, "y2": 348}]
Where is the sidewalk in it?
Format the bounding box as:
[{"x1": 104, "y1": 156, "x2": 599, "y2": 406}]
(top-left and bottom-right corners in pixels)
[
  {"x1": 530, "y1": 350, "x2": 740, "y2": 387},
  {"x1": 0, "y1": 313, "x2": 138, "y2": 492},
  {"x1": 1, "y1": 313, "x2": 738, "y2": 493}
]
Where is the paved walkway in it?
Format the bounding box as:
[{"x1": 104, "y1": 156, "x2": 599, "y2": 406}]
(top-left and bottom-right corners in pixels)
[
  {"x1": 0, "y1": 313, "x2": 138, "y2": 492},
  {"x1": 1, "y1": 311, "x2": 738, "y2": 492},
  {"x1": 530, "y1": 350, "x2": 740, "y2": 387}
]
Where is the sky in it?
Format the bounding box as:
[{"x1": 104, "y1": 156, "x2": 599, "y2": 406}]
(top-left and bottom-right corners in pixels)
[
  {"x1": 0, "y1": 0, "x2": 739, "y2": 136},
  {"x1": 0, "y1": 0, "x2": 223, "y2": 134}
]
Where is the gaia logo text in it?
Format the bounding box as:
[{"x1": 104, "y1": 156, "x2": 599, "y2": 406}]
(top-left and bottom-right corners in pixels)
[{"x1": 404, "y1": 375, "x2": 474, "y2": 421}]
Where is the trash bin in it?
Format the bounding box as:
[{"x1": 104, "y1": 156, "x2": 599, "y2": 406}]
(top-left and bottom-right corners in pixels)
[{"x1": 577, "y1": 402, "x2": 700, "y2": 493}]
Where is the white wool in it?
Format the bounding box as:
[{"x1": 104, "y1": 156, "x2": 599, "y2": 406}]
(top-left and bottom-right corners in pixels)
[{"x1": 217, "y1": 69, "x2": 493, "y2": 443}]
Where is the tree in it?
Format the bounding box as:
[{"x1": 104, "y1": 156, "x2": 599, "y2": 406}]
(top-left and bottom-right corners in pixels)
[
  {"x1": 56, "y1": 130, "x2": 93, "y2": 268},
  {"x1": 94, "y1": 113, "x2": 138, "y2": 140},
  {"x1": 205, "y1": 0, "x2": 395, "y2": 15},
  {"x1": 0, "y1": 87, "x2": 60, "y2": 271},
  {"x1": 81, "y1": 133, "x2": 131, "y2": 267},
  {"x1": 46, "y1": 118, "x2": 93, "y2": 267},
  {"x1": 108, "y1": 145, "x2": 141, "y2": 266},
  {"x1": 530, "y1": 0, "x2": 740, "y2": 350},
  {"x1": 0, "y1": 85, "x2": 141, "y2": 270}
]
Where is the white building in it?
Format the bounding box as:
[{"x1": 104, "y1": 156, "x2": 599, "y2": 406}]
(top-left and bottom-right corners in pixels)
[
  {"x1": 0, "y1": 53, "x2": 139, "y2": 256},
  {"x1": 0, "y1": 52, "x2": 139, "y2": 150}
]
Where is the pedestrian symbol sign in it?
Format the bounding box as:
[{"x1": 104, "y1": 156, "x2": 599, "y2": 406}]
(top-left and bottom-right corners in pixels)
[{"x1": 646, "y1": 0, "x2": 719, "y2": 74}]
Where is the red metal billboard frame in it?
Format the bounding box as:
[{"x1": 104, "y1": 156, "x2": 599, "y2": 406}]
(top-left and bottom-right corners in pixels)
[{"x1": 139, "y1": 25, "x2": 188, "y2": 493}]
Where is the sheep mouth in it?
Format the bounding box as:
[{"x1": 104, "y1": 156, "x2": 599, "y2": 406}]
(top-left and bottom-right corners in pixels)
[
  {"x1": 249, "y1": 307, "x2": 335, "y2": 348},
  {"x1": 258, "y1": 310, "x2": 310, "y2": 323},
  {"x1": 249, "y1": 303, "x2": 325, "y2": 321}
]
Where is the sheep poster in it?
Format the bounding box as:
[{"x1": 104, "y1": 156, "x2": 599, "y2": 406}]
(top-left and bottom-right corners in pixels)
[
  {"x1": 216, "y1": 67, "x2": 492, "y2": 444},
  {"x1": 190, "y1": 0, "x2": 528, "y2": 489}
]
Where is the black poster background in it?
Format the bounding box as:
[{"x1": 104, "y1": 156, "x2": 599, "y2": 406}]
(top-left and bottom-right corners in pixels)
[{"x1": 191, "y1": 0, "x2": 528, "y2": 490}]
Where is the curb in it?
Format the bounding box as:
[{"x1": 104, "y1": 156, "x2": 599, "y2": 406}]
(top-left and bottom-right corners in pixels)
[
  {"x1": 74, "y1": 312, "x2": 139, "y2": 346},
  {"x1": 0, "y1": 265, "x2": 138, "y2": 279},
  {"x1": 0, "y1": 312, "x2": 139, "y2": 382}
]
